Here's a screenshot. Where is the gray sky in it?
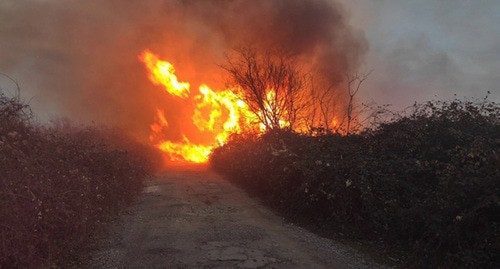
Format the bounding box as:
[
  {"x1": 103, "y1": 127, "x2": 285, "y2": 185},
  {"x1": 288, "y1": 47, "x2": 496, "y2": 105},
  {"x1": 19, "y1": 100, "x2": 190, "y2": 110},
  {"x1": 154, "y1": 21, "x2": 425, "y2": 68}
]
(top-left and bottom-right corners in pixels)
[{"x1": 340, "y1": 0, "x2": 500, "y2": 108}]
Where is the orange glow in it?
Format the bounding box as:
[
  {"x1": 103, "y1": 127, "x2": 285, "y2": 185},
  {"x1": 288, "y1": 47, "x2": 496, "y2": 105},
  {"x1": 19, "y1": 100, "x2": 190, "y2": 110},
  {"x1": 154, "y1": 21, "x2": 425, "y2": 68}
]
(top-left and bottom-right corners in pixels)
[
  {"x1": 257, "y1": 89, "x2": 290, "y2": 131},
  {"x1": 150, "y1": 109, "x2": 168, "y2": 134},
  {"x1": 141, "y1": 50, "x2": 288, "y2": 164},
  {"x1": 158, "y1": 136, "x2": 213, "y2": 163},
  {"x1": 140, "y1": 50, "x2": 190, "y2": 98},
  {"x1": 193, "y1": 85, "x2": 257, "y2": 145},
  {"x1": 331, "y1": 118, "x2": 339, "y2": 128}
]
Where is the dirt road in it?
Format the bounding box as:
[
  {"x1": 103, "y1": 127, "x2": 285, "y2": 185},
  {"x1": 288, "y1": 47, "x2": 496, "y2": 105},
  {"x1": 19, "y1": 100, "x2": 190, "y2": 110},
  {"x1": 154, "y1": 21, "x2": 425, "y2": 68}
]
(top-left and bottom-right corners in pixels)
[{"x1": 87, "y1": 169, "x2": 385, "y2": 268}]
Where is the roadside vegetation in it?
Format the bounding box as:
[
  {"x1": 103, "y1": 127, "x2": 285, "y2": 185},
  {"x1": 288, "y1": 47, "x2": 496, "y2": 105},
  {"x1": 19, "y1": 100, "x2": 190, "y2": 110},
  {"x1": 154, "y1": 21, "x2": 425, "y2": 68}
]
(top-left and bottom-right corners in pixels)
[
  {"x1": 211, "y1": 97, "x2": 500, "y2": 268},
  {"x1": 0, "y1": 89, "x2": 159, "y2": 267}
]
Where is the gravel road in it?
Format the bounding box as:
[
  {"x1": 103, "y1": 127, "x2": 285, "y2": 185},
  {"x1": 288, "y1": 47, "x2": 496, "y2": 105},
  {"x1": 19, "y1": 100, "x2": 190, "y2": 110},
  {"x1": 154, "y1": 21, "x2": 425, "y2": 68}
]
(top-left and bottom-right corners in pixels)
[{"x1": 86, "y1": 169, "x2": 387, "y2": 269}]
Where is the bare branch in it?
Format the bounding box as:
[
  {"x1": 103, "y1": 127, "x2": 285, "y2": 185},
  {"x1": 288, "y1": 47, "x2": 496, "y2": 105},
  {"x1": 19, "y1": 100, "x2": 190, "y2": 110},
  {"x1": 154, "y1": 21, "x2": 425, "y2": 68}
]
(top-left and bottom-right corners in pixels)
[{"x1": 222, "y1": 48, "x2": 307, "y2": 131}]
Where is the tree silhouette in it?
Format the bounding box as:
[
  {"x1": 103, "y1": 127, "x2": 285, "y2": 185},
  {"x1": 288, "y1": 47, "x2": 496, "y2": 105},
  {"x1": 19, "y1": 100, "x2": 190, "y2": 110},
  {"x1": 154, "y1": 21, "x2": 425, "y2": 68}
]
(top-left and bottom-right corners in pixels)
[{"x1": 223, "y1": 49, "x2": 307, "y2": 131}]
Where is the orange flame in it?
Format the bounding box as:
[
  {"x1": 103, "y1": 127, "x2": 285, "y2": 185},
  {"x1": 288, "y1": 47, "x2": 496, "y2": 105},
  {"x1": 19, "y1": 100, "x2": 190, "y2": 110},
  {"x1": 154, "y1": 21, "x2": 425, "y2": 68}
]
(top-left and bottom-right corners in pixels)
[
  {"x1": 140, "y1": 50, "x2": 287, "y2": 164},
  {"x1": 193, "y1": 85, "x2": 257, "y2": 145},
  {"x1": 140, "y1": 50, "x2": 190, "y2": 98},
  {"x1": 150, "y1": 109, "x2": 168, "y2": 135},
  {"x1": 257, "y1": 89, "x2": 290, "y2": 131},
  {"x1": 158, "y1": 136, "x2": 213, "y2": 163}
]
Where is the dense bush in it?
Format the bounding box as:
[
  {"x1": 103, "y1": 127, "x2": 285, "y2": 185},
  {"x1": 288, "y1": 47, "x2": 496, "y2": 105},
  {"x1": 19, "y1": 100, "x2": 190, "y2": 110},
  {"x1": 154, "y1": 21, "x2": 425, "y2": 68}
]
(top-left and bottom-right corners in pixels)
[
  {"x1": 0, "y1": 92, "x2": 156, "y2": 267},
  {"x1": 211, "y1": 98, "x2": 500, "y2": 268}
]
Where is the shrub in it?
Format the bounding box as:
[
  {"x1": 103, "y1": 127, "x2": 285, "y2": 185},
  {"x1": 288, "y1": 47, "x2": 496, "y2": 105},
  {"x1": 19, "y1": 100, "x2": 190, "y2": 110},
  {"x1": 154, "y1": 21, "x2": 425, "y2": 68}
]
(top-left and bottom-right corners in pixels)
[
  {"x1": 0, "y1": 91, "x2": 154, "y2": 267},
  {"x1": 211, "y1": 98, "x2": 500, "y2": 268}
]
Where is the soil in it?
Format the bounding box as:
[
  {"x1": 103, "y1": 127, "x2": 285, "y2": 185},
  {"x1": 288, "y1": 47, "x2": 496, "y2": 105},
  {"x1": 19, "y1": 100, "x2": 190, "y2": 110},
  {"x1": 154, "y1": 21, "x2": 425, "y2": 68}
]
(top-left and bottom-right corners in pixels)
[{"x1": 85, "y1": 168, "x2": 389, "y2": 268}]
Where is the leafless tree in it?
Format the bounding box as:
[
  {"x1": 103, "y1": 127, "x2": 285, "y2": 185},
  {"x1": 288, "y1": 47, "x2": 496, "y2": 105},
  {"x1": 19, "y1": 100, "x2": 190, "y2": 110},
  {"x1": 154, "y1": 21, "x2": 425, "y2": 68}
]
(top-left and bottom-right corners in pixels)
[
  {"x1": 0, "y1": 72, "x2": 21, "y2": 99},
  {"x1": 305, "y1": 70, "x2": 371, "y2": 135},
  {"x1": 222, "y1": 49, "x2": 307, "y2": 131},
  {"x1": 343, "y1": 71, "x2": 371, "y2": 135},
  {"x1": 307, "y1": 78, "x2": 341, "y2": 134}
]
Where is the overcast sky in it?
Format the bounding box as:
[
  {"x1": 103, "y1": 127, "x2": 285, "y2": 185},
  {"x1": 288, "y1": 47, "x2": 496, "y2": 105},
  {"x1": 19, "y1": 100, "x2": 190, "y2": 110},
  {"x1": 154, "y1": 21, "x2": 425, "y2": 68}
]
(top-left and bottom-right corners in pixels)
[{"x1": 340, "y1": 0, "x2": 500, "y2": 107}]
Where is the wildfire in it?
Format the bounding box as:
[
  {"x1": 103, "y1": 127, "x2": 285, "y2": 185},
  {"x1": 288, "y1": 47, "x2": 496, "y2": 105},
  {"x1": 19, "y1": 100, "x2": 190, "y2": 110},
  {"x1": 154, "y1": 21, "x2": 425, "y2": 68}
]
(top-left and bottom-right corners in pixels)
[
  {"x1": 149, "y1": 109, "x2": 168, "y2": 140},
  {"x1": 193, "y1": 85, "x2": 256, "y2": 145},
  {"x1": 257, "y1": 90, "x2": 291, "y2": 131},
  {"x1": 157, "y1": 136, "x2": 213, "y2": 163},
  {"x1": 141, "y1": 50, "x2": 267, "y2": 164},
  {"x1": 140, "y1": 50, "x2": 190, "y2": 98}
]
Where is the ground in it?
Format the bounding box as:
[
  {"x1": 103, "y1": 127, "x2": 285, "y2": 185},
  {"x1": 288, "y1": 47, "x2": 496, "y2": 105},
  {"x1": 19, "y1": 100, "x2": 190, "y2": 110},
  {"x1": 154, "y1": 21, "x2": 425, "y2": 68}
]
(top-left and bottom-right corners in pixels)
[{"x1": 85, "y1": 169, "x2": 387, "y2": 269}]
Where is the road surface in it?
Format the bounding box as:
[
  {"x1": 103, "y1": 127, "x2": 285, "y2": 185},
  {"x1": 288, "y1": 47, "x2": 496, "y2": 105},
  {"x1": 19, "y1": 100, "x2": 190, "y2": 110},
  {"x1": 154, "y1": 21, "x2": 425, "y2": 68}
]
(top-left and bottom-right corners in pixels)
[{"x1": 86, "y1": 169, "x2": 386, "y2": 268}]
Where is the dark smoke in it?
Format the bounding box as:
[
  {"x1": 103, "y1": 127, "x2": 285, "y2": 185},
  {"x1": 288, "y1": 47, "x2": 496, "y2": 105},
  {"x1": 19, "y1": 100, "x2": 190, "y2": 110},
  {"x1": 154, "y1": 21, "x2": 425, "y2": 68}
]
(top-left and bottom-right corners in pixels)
[
  {"x1": 0, "y1": 0, "x2": 367, "y2": 141},
  {"x1": 180, "y1": 0, "x2": 367, "y2": 82}
]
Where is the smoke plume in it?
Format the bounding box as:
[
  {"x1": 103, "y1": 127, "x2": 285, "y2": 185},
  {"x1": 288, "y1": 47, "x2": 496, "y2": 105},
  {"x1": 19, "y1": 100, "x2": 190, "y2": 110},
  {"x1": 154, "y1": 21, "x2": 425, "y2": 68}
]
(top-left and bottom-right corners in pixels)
[{"x1": 0, "y1": 0, "x2": 367, "y2": 140}]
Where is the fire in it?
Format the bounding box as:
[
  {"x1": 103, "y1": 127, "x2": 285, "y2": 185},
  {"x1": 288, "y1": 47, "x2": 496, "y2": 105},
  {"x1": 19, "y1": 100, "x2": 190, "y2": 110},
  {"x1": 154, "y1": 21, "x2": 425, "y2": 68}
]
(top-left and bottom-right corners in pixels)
[
  {"x1": 258, "y1": 89, "x2": 290, "y2": 131},
  {"x1": 140, "y1": 50, "x2": 287, "y2": 164},
  {"x1": 193, "y1": 85, "x2": 256, "y2": 145},
  {"x1": 157, "y1": 136, "x2": 213, "y2": 163},
  {"x1": 140, "y1": 50, "x2": 190, "y2": 98},
  {"x1": 149, "y1": 109, "x2": 168, "y2": 139},
  {"x1": 139, "y1": 50, "x2": 343, "y2": 163}
]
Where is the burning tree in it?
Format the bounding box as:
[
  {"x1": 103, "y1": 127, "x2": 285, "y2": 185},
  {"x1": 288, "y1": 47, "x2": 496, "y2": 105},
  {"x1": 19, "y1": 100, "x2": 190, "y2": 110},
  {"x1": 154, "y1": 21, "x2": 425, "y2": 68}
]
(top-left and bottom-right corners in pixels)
[
  {"x1": 139, "y1": 48, "x2": 367, "y2": 164},
  {"x1": 223, "y1": 49, "x2": 308, "y2": 131}
]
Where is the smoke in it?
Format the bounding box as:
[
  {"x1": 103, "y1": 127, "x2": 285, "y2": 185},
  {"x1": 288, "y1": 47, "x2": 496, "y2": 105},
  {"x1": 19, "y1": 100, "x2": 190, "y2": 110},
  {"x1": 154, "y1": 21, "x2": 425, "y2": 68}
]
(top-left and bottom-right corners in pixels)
[
  {"x1": 340, "y1": 0, "x2": 500, "y2": 108},
  {"x1": 180, "y1": 0, "x2": 367, "y2": 81},
  {"x1": 0, "y1": 0, "x2": 367, "y2": 140}
]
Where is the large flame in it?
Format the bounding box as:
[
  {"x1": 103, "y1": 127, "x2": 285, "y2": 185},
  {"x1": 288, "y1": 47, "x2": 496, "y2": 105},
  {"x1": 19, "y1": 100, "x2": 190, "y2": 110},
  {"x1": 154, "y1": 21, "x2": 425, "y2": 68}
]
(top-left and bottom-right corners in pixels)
[
  {"x1": 141, "y1": 50, "x2": 279, "y2": 164},
  {"x1": 193, "y1": 85, "x2": 256, "y2": 145},
  {"x1": 157, "y1": 136, "x2": 213, "y2": 163},
  {"x1": 140, "y1": 50, "x2": 190, "y2": 98}
]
